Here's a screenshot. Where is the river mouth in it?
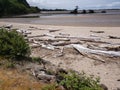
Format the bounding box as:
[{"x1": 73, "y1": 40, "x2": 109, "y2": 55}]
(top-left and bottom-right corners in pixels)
[{"x1": 0, "y1": 10, "x2": 120, "y2": 27}]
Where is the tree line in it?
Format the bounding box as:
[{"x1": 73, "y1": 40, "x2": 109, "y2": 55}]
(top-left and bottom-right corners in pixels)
[{"x1": 0, "y1": 0, "x2": 40, "y2": 17}]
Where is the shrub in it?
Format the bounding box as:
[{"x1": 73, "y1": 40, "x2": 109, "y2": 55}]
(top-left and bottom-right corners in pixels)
[
  {"x1": 31, "y1": 57, "x2": 42, "y2": 63},
  {"x1": 59, "y1": 72, "x2": 103, "y2": 90},
  {"x1": 0, "y1": 28, "x2": 30, "y2": 59},
  {"x1": 42, "y1": 84, "x2": 56, "y2": 90}
]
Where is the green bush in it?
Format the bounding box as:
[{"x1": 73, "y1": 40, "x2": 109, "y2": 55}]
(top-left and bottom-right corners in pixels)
[
  {"x1": 0, "y1": 28, "x2": 30, "y2": 59},
  {"x1": 60, "y1": 72, "x2": 103, "y2": 90}
]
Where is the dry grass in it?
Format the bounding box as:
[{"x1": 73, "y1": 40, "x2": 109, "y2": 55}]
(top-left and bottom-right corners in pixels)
[{"x1": 0, "y1": 68, "x2": 45, "y2": 90}]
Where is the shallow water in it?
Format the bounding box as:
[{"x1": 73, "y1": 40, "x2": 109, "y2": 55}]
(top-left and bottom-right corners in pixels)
[{"x1": 0, "y1": 10, "x2": 120, "y2": 27}]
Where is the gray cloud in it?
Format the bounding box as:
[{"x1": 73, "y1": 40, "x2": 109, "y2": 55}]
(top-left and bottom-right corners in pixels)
[
  {"x1": 92, "y1": 1, "x2": 120, "y2": 9},
  {"x1": 26, "y1": 0, "x2": 120, "y2": 9}
]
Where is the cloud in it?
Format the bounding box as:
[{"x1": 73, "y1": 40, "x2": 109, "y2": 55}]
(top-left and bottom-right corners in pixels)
[
  {"x1": 26, "y1": 0, "x2": 120, "y2": 9},
  {"x1": 93, "y1": 1, "x2": 120, "y2": 9}
]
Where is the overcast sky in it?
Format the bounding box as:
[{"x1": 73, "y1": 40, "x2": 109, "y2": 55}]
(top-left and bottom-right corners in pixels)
[{"x1": 26, "y1": 0, "x2": 120, "y2": 9}]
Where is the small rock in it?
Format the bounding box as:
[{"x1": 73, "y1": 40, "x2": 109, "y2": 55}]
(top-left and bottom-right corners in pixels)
[
  {"x1": 117, "y1": 79, "x2": 120, "y2": 81},
  {"x1": 100, "y1": 84, "x2": 108, "y2": 90},
  {"x1": 117, "y1": 88, "x2": 120, "y2": 90},
  {"x1": 37, "y1": 71, "x2": 56, "y2": 83}
]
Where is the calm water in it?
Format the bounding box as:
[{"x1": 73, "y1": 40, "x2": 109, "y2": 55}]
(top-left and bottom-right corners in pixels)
[{"x1": 1, "y1": 10, "x2": 120, "y2": 27}]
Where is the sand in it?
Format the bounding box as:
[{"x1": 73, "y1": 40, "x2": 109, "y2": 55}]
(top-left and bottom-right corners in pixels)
[{"x1": 0, "y1": 21, "x2": 120, "y2": 90}]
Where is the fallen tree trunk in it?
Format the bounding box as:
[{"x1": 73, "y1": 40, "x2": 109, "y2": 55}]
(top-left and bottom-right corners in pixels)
[
  {"x1": 52, "y1": 41, "x2": 82, "y2": 46},
  {"x1": 108, "y1": 35, "x2": 120, "y2": 39},
  {"x1": 90, "y1": 30, "x2": 105, "y2": 33},
  {"x1": 72, "y1": 44, "x2": 120, "y2": 57},
  {"x1": 35, "y1": 38, "x2": 70, "y2": 42},
  {"x1": 49, "y1": 29, "x2": 60, "y2": 32},
  {"x1": 27, "y1": 35, "x2": 45, "y2": 38}
]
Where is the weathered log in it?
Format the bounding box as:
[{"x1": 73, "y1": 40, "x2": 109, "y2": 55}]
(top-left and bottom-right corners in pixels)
[
  {"x1": 49, "y1": 29, "x2": 60, "y2": 32},
  {"x1": 35, "y1": 38, "x2": 70, "y2": 42},
  {"x1": 52, "y1": 41, "x2": 82, "y2": 46},
  {"x1": 3, "y1": 24, "x2": 13, "y2": 29},
  {"x1": 30, "y1": 44, "x2": 40, "y2": 48},
  {"x1": 44, "y1": 33, "x2": 104, "y2": 43},
  {"x1": 108, "y1": 35, "x2": 120, "y2": 39},
  {"x1": 99, "y1": 44, "x2": 120, "y2": 51},
  {"x1": 27, "y1": 34, "x2": 45, "y2": 38},
  {"x1": 90, "y1": 30, "x2": 105, "y2": 33},
  {"x1": 72, "y1": 44, "x2": 120, "y2": 57}
]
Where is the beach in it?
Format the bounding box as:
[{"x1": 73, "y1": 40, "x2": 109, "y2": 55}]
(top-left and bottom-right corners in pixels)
[{"x1": 0, "y1": 12, "x2": 120, "y2": 90}]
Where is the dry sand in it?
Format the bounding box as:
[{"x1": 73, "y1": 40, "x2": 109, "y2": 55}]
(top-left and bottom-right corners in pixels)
[{"x1": 0, "y1": 21, "x2": 120, "y2": 90}]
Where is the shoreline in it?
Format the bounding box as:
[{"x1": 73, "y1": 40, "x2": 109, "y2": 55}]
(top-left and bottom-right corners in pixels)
[{"x1": 0, "y1": 13, "x2": 120, "y2": 27}]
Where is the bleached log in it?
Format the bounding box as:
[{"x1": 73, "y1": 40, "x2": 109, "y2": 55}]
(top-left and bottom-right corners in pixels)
[
  {"x1": 44, "y1": 33, "x2": 102, "y2": 42},
  {"x1": 44, "y1": 33, "x2": 112, "y2": 44},
  {"x1": 44, "y1": 33, "x2": 56, "y2": 38},
  {"x1": 41, "y1": 44, "x2": 55, "y2": 50},
  {"x1": 72, "y1": 44, "x2": 120, "y2": 57}
]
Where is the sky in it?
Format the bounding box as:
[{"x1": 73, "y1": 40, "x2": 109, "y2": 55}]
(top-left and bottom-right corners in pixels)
[{"x1": 26, "y1": 0, "x2": 120, "y2": 10}]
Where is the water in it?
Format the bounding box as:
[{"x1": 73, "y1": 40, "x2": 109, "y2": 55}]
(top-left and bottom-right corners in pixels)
[{"x1": 0, "y1": 10, "x2": 120, "y2": 27}]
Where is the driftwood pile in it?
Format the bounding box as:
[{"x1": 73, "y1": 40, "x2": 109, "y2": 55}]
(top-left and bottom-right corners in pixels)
[
  {"x1": 2, "y1": 24, "x2": 118, "y2": 63},
  {"x1": 15, "y1": 27, "x2": 119, "y2": 63}
]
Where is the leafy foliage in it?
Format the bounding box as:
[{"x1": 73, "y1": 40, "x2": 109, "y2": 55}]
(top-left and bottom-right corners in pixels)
[
  {"x1": 60, "y1": 72, "x2": 103, "y2": 90},
  {"x1": 0, "y1": 0, "x2": 40, "y2": 17},
  {"x1": 0, "y1": 28, "x2": 30, "y2": 59}
]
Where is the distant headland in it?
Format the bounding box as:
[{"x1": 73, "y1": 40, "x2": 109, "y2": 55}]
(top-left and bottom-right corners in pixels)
[{"x1": 0, "y1": 0, "x2": 40, "y2": 17}]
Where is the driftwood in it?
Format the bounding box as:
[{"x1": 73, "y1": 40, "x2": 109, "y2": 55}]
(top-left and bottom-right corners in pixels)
[
  {"x1": 30, "y1": 44, "x2": 40, "y2": 48},
  {"x1": 100, "y1": 44, "x2": 120, "y2": 51},
  {"x1": 44, "y1": 33, "x2": 112, "y2": 44},
  {"x1": 54, "y1": 47, "x2": 64, "y2": 57},
  {"x1": 41, "y1": 44, "x2": 56, "y2": 50},
  {"x1": 27, "y1": 35, "x2": 45, "y2": 38},
  {"x1": 35, "y1": 38, "x2": 70, "y2": 42},
  {"x1": 3, "y1": 24, "x2": 13, "y2": 29},
  {"x1": 108, "y1": 35, "x2": 120, "y2": 39},
  {"x1": 59, "y1": 33, "x2": 70, "y2": 36},
  {"x1": 45, "y1": 33, "x2": 101, "y2": 41},
  {"x1": 16, "y1": 29, "x2": 32, "y2": 35},
  {"x1": 49, "y1": 29, "x2": 60, "y2": 32},
  {"x1": 90, "y1": 30, "x2": 105, "y2": 33},
  {"x1": 52, "y1": 41, "x2": 82, "y2": 46},
  {"x1": 72, "y1": 44, "x2": 120, "y2": 57}
]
